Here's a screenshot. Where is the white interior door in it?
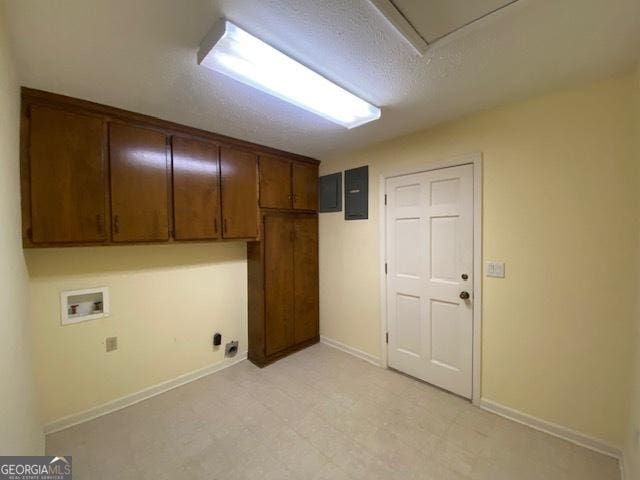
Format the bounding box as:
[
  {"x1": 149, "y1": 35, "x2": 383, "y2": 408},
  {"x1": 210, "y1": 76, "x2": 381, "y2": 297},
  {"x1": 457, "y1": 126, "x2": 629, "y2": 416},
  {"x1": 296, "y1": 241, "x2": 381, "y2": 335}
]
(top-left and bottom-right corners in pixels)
[{"x1": 386, "y1": 164, "x2": 474, "y2": 398}]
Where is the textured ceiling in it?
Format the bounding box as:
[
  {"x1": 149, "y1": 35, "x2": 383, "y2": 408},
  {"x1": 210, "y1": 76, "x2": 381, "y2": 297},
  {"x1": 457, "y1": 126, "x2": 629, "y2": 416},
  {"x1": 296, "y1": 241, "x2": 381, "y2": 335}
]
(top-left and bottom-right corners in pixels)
[{"x1": 4, "y1": 0, "x2": 640, "y2": 159}]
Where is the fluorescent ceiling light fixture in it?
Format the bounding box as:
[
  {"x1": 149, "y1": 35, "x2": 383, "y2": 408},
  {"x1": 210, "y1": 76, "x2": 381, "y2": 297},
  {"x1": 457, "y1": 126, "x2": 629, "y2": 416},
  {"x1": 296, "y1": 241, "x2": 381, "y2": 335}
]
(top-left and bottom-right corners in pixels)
[{"x1": 198, "y1": 20, "x2": 381, "y2": 129}]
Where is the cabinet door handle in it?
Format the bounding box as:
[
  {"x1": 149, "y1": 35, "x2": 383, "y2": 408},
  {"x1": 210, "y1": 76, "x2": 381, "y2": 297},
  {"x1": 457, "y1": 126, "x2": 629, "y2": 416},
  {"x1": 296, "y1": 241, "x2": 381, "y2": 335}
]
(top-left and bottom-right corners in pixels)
[
  {"x1": 214, "y1": 218, "x2": 218, "y2": 234},
  {"x1": 223, "y1": 218, "x2": 228, "y2": 234},
  {"x1": 96, "y1": 214, "x2": 103, "y2": 233},
  {"x1": 114, "y1": 215, "x2": 120, "y2": 234}
]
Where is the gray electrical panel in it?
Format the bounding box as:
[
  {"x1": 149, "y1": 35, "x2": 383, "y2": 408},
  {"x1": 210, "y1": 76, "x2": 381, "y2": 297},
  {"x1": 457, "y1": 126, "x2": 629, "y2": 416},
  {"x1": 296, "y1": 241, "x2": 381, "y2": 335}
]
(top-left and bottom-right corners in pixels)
[
  {"x1": 319, "y1": 172, "x2": 342, "y2": 213},
  {"x1": 344, "y1": 166, "x2": 368, "y2": 220}
]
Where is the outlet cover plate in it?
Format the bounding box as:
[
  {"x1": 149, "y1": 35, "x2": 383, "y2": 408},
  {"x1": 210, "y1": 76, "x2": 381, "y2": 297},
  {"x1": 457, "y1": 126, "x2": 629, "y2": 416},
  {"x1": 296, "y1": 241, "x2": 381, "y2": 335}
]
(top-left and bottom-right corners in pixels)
[{"x1": 106, "y1": 336, "x2": 118, "y2": 352}]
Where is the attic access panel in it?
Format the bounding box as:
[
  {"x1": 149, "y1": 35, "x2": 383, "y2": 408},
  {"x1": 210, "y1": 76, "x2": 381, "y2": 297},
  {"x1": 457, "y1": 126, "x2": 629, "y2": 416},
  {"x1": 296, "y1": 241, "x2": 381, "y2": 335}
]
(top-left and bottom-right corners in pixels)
[
  {"x1": 395, "y1": 0, "x2": 516, "y2": 43},
  {"x1": 369, "y1": 0, "x2": 517, "y2": 51}
]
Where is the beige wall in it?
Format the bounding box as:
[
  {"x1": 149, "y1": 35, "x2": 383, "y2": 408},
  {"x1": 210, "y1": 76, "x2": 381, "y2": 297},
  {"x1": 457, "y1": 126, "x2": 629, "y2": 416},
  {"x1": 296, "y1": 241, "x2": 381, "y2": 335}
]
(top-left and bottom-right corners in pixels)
[
  {"x1": 319, "y1": 73, "x2": 638, "y2": 448},
  {"x1": 27, "y1": 243, "x2": 248, "y2": 426},
  {"x1": 624, "y1": 63, "x2": 640, "y2": 480},
  {"x1": 0, "y1": 5, "x2": 43, "y2": 454}
]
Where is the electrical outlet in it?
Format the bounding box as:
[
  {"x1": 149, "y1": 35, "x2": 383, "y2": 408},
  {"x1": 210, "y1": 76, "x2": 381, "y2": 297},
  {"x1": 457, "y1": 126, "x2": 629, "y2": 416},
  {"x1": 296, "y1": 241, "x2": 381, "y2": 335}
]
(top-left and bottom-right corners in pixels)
[
  {"x1": 486, "y1": 261, "x2": 505, "y2": 278},
  {"x1": 106, "y1": 336, "x2": 118, "y2": 352}
]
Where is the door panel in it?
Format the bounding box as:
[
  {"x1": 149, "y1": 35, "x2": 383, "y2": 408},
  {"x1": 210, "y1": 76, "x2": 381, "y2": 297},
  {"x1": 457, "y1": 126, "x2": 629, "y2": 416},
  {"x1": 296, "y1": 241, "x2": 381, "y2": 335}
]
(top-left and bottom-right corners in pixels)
[
  {"x1": 395, "y1": 293, "x2": 421, "y2": 356},
  {"x1": 386, "y1": 164, "x2": 474, "y2": 398},
  {"x1": 430, "y1": 299, "x2": 464, "y2": 370},
  {"x1": 396, "y1": 218, "x2": 421, "y2": 277},
  {"x1": 293, "y1": 215, "x2": 319, "y2": 344},
  {"x1": 110, "y1": 123, "x2": 169, "y2": 242},
  {"x1": 430, "y1": 216, "x2": 458, "y2": 281},
  {"x1": 265, "y1": 215, "x2": 295, "y2": 356},
  {"x1": 172, "y1": 137, "x2": 220, "y2": 240},
  {"x1": 220, "y1": 146, "x2": 258, "y2": 238},
  {"x1": 29, "y1": 105, "x2": 106, "y2": 243},
  {"x1": 292, "y1": 162, "x2": 318, "y2": 211},
  {"x1": 259, "y1": 154, "x2": 291, "y2": 209}
]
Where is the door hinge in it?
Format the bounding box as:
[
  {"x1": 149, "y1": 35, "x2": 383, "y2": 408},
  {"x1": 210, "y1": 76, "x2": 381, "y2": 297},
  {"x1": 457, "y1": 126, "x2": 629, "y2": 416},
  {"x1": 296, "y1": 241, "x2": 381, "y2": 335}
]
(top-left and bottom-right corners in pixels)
[
  {"x1": 384, "y1": 194, "x2": 387, "y2": 205},
  {"x1": 385, "y1": 263, "x2": 388, "y2": 274},
  {"x1": 386, "y1": 332, "x2": 389, "y2": 344}
]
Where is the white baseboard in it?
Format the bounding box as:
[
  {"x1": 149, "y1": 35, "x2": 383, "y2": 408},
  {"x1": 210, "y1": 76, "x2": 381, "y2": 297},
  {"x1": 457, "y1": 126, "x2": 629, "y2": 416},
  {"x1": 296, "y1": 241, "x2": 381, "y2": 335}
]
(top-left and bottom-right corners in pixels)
[
  {"x1": 320, "y1": 336, "x2": 382, "y2": 367},
  {"x1": 621, "y1": 452, "x2": 629, "y2": 480},
  {"x1": 44, "y1": 352, "x2": 247, "y2": 434},
  {"x1": 480, "y1": 398, "x2": 622, "y2": 461}
]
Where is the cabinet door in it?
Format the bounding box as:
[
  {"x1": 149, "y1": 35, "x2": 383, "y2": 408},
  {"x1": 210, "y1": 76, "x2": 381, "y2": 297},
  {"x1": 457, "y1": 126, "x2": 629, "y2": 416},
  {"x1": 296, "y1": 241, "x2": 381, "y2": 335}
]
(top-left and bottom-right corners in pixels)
[
  {"x1": 110, "y1": 123, "x2": 169, "y2": 242},
  {"x1": 259, "y1": 154, "x2": 291, "y2": 209},
  {"x1": 292, "y1": 162, "x2": 318, "y2": 211},
  {"x1": 294, "y1": 215, "x2": 319, "y2": 343},
  {"x1": 29, "y1": 105, "x2": 107, "y2": 243},
  {"x1": 265, "y1": 215, "x2": 295, "y2": 356},
  {"x1": 173, "y1": 137, "x2": 220, "y2": 240},
  {"x1": 220, "y1": 146, "x2": 258, "y2": 238}
]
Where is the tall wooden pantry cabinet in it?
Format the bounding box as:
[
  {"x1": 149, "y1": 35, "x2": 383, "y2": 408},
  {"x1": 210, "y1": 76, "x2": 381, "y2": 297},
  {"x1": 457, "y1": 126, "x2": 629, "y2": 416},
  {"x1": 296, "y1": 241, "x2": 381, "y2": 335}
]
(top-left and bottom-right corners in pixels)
[{"x1": 248, "y1": 156, "x2": 319, "y2": 366}]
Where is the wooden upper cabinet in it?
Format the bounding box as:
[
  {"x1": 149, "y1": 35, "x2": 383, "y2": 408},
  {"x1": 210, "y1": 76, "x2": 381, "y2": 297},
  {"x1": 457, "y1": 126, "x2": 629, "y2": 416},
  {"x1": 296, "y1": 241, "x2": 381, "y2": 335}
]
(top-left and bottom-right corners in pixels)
[
  {"x1": 21, "y1": 90, "x2": 318, "y2": 248},
  {"x1": 28, "y1": 105, "x2": 107, "y2": 243},
  {"x1": 172, "y1": 137, "x2": 220, "y2": 240},
  {"x1": 109, "y1": 123, "x2": 169, "y2": 242},
  {"x1": 259, "y1": 154, "x2": 291, "y2": 209},
  {"x1": 220, "y1": 146, "x2": 258, "y2": 239},
  {"x1": 292, "y1": 162, "x2": 318, "y2": 211},
  {"x1": 259, "y1": 156, "x2": 319, "y2": 211},
  {"x1": 293, "y1": 215, "x2": 319, "y2": 344}
]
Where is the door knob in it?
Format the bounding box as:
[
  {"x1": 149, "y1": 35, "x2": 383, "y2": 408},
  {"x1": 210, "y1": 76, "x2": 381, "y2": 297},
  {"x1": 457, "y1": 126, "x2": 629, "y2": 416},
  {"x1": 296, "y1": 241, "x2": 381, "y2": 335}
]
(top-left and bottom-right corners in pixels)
[{"x1": 459, "y1": 291, "x2": 470, "y2": 300}]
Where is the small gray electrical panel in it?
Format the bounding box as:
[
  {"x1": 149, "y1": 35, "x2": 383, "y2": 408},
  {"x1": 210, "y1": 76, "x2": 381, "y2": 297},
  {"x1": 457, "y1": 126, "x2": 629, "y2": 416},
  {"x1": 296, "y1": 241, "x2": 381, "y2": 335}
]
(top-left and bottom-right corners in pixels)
[
  {"x1": 344, "y1": 165, "x2": 368, "y2": 220},
  {"x1": 319, "y1": 172, "x2": 342, "y2": 213}
]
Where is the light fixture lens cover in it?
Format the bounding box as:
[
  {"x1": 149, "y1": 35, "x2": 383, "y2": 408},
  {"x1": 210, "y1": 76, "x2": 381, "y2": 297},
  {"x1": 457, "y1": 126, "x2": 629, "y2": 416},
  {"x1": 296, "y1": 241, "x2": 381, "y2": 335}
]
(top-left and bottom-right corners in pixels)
[{"x1": 198, "y1": 20, "x2": 381, "y2": 129}]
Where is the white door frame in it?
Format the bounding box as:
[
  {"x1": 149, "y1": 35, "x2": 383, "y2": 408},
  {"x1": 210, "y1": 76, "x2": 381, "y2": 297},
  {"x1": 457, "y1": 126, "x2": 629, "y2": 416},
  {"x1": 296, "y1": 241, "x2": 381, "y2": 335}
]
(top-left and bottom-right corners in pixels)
[{"x1": 378, "y1": 152, "x2": 483, "y2": 405}]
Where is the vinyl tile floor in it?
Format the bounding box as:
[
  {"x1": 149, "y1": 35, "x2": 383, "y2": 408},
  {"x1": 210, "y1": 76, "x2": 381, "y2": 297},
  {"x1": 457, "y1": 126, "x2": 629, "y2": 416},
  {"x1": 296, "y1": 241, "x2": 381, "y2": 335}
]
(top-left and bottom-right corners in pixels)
[{"x1": 46, "y1": 344, "x2": 621, "y2": 479}]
